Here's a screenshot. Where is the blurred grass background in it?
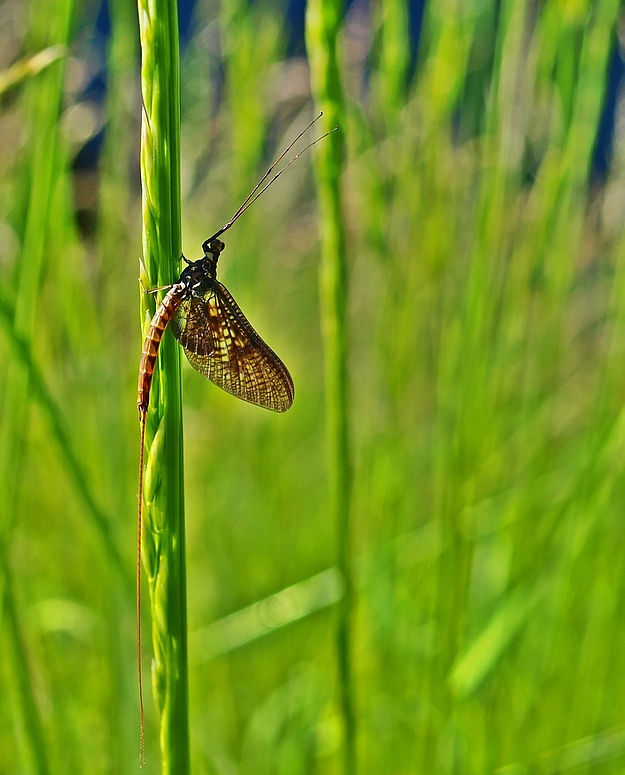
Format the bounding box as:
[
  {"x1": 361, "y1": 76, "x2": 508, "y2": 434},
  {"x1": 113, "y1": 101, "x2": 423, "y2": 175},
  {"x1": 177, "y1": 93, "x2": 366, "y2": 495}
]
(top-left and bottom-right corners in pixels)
[{"x1": 1, "y1": 0, "x2": 625, "y2": 773}]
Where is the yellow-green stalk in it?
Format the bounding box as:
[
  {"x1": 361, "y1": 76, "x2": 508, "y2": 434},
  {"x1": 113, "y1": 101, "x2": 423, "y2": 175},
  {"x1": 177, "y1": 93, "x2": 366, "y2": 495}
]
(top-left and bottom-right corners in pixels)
[{"x1": 137, "y1": 0, "x2": 189, "y2": 770}]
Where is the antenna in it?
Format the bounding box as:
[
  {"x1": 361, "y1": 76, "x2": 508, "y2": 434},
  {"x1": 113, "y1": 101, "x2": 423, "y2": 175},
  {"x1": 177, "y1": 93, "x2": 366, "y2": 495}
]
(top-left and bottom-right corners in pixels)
[{"x1": 204, "y1": 112, "x2": 338, "y2": 248}]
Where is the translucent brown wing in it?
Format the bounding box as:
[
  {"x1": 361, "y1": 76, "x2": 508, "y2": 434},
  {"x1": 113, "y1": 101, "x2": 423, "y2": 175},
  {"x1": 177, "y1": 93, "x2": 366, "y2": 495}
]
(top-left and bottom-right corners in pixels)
[{"x1": 171, "y1": 282, "x2": 294, "y2": 412}]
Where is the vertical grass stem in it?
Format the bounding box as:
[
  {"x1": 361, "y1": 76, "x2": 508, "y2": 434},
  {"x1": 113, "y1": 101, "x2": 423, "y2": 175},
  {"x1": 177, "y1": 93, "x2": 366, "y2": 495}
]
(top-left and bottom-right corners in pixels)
[
  {"x1": 136, "y1": 0, "x2": 189, "y2": 770},
  {"x1": 305, "y1": 2, "x2": 354, "y2": 773}
]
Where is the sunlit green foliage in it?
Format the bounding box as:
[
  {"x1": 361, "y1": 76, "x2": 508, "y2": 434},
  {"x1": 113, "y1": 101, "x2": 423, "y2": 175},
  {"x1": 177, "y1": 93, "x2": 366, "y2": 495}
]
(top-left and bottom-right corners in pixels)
[{"x1": 0, "y1": 0, "x2": 624, "y2": 773}]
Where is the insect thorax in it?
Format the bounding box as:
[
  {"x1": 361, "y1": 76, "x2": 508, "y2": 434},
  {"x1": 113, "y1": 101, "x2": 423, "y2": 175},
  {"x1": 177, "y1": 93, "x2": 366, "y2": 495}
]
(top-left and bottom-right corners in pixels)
[{"x1": 180, "y1": 255, "x2": 218, "y2": 296}]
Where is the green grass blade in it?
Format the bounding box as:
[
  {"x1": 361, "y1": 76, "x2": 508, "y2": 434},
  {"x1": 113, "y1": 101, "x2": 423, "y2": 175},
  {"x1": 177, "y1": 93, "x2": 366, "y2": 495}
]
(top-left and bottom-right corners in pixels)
[
  {"x1": 136, "y1": 0, "x2": 189, "y2": 770},
  {"x1": 2, "y1": 556, "x2": 51, "y2": 775},
  {"x1": 221, "y1": 0, "x2": 281, "y2": 203},
  {"x1": 190, "y1": 568, "x2": 345, "y2": 663},
  {"x1": 0, "y1": 289, "x2": 128, "y2": 589},
  {"x1": 0, "y1": 2, "x2": 73, "y2": 771},
  {"x1": 0, "y1": 45, "x2": 66, "y2": 97},
  {"x1": 305, "y1": 3, "x2": 354, "y2": 773},
  {"x1": 374, "y1": 0, "x2": 410, "y2": 131},
  {"x1": 0, "y1": 0, "x2": 73, "y2": 538}
]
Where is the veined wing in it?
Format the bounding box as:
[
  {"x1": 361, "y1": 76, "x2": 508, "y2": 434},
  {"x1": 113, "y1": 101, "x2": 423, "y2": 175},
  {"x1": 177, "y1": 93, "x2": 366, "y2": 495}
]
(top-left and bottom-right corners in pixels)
[{"x1": 171, "y1": 282, "x2": 294, "y2": 412}]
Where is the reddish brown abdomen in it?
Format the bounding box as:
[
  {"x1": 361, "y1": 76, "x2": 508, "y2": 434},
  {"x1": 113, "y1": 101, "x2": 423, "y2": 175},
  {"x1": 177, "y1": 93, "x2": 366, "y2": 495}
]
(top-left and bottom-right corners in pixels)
[{"x1": 137, "y1": 283, "x2": 186, "y2": 416}]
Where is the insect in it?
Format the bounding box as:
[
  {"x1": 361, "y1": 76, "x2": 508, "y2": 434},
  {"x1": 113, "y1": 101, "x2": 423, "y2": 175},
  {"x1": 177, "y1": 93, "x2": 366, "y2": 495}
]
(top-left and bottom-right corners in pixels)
[
  {"x1": 137, "y1": 235, "x2": 295, "y2": 417},
  {"x1": 136, "y1": 113, "x2": 336, "y2": 763}
]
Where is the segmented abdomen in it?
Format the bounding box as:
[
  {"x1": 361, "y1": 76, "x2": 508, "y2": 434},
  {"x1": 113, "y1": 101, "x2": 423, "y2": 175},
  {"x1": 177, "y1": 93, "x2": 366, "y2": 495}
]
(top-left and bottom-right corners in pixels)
[{"x1": 137, "y1": 283, "x2": 187, "y2": 415}]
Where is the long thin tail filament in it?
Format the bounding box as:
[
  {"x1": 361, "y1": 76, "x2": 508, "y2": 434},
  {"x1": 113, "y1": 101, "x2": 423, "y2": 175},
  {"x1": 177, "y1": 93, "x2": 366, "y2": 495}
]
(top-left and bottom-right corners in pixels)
[{"x1": 138, "y1": 410, "x2": 147, "y2": 767}]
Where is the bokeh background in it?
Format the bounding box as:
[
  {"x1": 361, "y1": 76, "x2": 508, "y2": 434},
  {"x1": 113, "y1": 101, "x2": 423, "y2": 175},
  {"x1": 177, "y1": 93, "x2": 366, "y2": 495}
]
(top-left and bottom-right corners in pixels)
[{"x1": 2, "y1": 0, "x2": 625, "y2": 772}]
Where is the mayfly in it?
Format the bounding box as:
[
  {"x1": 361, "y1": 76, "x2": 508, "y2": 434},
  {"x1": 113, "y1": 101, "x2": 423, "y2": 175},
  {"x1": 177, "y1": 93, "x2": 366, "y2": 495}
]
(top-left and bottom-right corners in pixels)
[{"x1": 136, "y1": 113, "x2": 336, "y2": 763}]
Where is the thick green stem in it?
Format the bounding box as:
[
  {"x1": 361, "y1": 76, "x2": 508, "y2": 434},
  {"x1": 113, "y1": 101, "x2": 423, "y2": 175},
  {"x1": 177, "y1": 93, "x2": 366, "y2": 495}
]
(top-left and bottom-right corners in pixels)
[{"x1": 136, "y1": 0, "x2": 189, "y2": 770}]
